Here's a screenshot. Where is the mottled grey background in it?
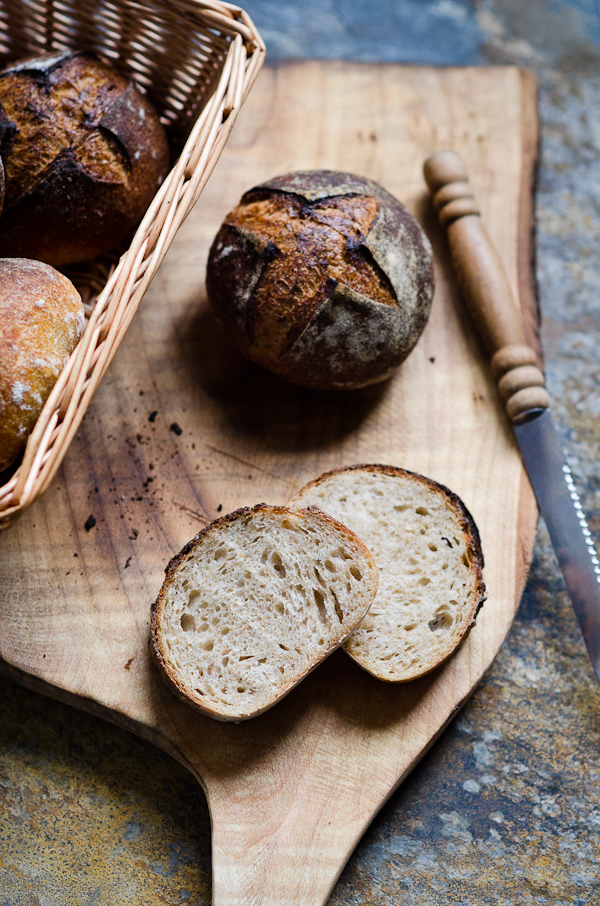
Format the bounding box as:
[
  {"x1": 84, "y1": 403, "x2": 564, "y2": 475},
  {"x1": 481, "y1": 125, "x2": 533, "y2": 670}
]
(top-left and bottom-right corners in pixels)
[{"x1": 2, "y1": 2, "x2": 600, "y2": 904}]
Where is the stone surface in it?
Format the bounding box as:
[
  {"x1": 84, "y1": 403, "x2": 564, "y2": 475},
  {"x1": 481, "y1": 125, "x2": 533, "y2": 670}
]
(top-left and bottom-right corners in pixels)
[{"x1": 2, "y1": 2, "x2": 600, "y2": 903}]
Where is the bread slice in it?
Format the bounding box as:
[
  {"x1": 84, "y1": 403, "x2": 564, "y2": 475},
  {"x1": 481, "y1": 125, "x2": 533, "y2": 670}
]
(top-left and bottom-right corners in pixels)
[
  {"x1": 151, "y1": 503, "x2": 379, "y2": 721},
  {"x1": 290, "y1": 465, "x2": 485, "y2": 682}
]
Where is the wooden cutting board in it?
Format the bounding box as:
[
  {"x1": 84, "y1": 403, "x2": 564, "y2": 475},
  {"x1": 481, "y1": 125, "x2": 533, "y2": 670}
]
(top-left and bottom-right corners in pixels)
[{"x1": 0, "y1": 62, "x2": 539, "y2": 905}]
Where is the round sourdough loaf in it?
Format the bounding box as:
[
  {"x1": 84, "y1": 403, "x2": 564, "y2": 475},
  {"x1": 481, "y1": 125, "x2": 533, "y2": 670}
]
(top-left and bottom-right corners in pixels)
[
  {"x1": 206, "y1": 170, "x2": 434, "y2": 390},
  {"x1": 0, "y1": 258, "x2": 84, "y2": 471},
  {"x1": 0, "y1": 51, "x2": 169, "y2": 266},
  {"x1": 290, "y1": 464, "x2": 486, "y2": 682}
]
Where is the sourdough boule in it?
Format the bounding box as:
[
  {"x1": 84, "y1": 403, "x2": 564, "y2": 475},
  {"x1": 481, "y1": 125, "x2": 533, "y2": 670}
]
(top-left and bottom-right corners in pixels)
[
  {"x1": 0, "y1": 51, "x2": 169, "y2": 266},
  {"x1": 0, "y1": 258, "x2": 84, "y2": 471},
  {"x1": 206, "y1": 170, "x2": 434, "y2": 390}
]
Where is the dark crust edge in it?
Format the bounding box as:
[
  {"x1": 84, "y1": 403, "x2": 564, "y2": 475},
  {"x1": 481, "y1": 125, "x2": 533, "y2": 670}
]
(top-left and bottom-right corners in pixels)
[
  {"x1": 150, "y1": 502, "x2": 379, "y2": 722},
  {"x1": 289, "y1": 463, "x2": 487, "y2": 683}
]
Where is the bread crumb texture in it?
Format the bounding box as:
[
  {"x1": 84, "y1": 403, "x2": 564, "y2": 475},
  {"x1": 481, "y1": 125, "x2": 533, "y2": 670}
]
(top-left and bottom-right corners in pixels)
[
  {"x1": 291, "y1": 465, "x2": 485, "y2": 682},
  {"x1": 151, "y1": 504, "x2": 378, "y2": 720}
]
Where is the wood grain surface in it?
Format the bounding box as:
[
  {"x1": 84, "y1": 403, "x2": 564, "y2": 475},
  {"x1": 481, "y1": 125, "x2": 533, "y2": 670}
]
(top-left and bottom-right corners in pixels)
[{"x1": 0, "y1": 62, "x2": 539, "y2": 906}]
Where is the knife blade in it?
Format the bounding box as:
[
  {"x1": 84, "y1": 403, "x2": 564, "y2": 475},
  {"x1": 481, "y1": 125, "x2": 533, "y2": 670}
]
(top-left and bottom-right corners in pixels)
[{"x1": 423, "y1": 149, "x2": 600, "y2": 684}]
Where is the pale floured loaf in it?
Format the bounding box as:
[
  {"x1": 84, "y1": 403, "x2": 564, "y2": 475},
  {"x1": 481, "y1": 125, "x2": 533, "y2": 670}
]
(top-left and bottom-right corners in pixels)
[
  {"x1": 151, "y1": 503, "x2": 379, "y2": 721},
  {"x1": 290, "y1": 465, "x2": 485, "y2": 682}
]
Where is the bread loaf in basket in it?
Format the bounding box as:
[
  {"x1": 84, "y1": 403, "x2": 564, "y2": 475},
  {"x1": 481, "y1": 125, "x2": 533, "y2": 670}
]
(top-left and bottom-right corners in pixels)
[{"x1": 0, "y1": 0, "x2": 265, "y2": 529}]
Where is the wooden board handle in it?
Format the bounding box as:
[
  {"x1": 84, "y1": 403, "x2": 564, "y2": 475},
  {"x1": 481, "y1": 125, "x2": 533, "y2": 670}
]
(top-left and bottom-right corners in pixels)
[{"x1": 423, "y1": 149, "x2": 550, "y2": 422}]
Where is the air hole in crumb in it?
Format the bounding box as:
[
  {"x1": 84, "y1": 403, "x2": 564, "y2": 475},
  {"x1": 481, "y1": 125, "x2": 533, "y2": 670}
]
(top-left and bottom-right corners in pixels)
[
  {"x1": 275, "y1": 602, "x2": 284, "y2": 615},
  {"x1": 404, "y1": 622, "x2": 418, "y2": 631},
  {"x1": 429, "y1": 543, "x2": 438, "y2": 552},
  {"x1": 463, "y1": 549, "x2": 472, "y2": 567},
  {"x1": 188, "y1": 589, "x2": 201, "y2": 606},
  {"x1": 324, "y1": 559, "x2": 336, "y2": 572},
  {"x1": 180, "y1": 613, "x2": 196, "y2": 631},
  {"x1": 332, "y1": 590, "x2": 343, "y2": 622},
  {"x1": 416, "y1": 507, "x2": 429, "y2": 516},
  {"x1": 313, "y1": 588, "x2": 326, "y2": 617},
  {"x1": 314, "y1": 567, "x2": 326, "y2": 587},
  {"x1": 272, "y1": 552, "x2": 286, "y2": 576},
  {"x1": 214, "y1": 547, "x2": 227, "y2": 560},
  {"x1": 203, "y1": 640, "x2": 214, "y2": 651},
  {"x1": 418, "y1": 577, "x2": 431, "y2": 586},
  {"x1": 428, "y1": 611, "x2": 453, "y2": 631},
  {"x1": 394, "y1": 504, "x2": 409, "y2": 512},
  {"x1": 350, "y1": 565, "x2": 362, "y2": 580}
]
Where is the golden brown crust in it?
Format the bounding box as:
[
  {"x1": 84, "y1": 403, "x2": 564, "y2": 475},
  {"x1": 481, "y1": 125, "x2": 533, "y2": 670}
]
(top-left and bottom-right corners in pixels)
[
  {"x1": 206, "y1": 170, "x2": 434, "y2": 390},
  {"x1": 0, "y1": 51, "x2": 170, "y2": 266},
  {"x1": 150, "y1": 502, "x2": 378, "y2": 720},
  {"x1": 0, "y1": 258, "x2": 84, "y2": 471}
]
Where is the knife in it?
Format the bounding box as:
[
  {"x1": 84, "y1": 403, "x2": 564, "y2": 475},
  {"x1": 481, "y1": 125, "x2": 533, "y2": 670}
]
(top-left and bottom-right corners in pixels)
[{"x1": 423, "y1": 149, "x2": 600, "y2": 684}]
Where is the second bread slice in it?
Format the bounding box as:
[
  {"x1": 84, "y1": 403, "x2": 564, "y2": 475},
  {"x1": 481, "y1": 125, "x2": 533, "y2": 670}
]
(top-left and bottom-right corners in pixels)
[
  {"x1": 290, "y1": 465, "x2": 485, "y2": 682},
  {"x1": 151, "y1": 503, "x2": 379, "y2": 721}
]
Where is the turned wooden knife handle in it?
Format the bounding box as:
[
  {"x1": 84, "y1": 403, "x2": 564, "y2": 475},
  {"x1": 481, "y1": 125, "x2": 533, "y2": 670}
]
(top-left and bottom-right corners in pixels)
[{"x1": 423, "y1": 149, "x2": 550, "y2": 422}]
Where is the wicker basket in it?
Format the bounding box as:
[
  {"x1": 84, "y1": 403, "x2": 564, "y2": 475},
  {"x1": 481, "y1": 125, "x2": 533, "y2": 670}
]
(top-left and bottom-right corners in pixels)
[{"x1": 0, "y1": 0, "x2": 265, "y2": 529}]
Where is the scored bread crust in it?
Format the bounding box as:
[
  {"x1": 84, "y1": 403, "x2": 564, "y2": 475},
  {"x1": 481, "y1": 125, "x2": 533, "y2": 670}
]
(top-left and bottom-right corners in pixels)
[
  {"x1": 290, "y1": 464, "x2": 486, "y2": 682},
  {"x1": 205, "y1": 169, "x2": 434, "y2": 390},
  {"x1": 151, "y1": 503, "x2": 379, "y2": 721},
  {"x1": 0, "y1": 52, "x2": 169, "y2": 266}
]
